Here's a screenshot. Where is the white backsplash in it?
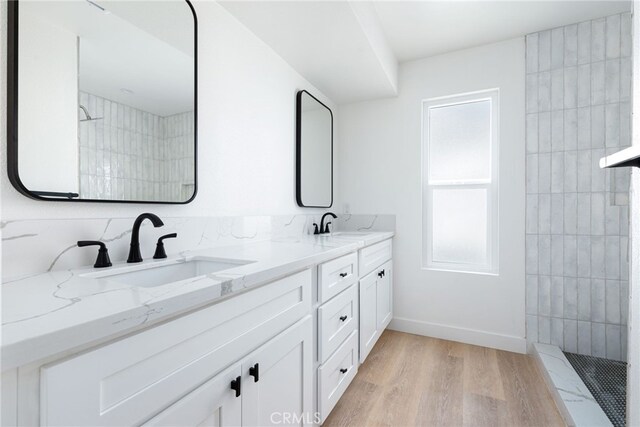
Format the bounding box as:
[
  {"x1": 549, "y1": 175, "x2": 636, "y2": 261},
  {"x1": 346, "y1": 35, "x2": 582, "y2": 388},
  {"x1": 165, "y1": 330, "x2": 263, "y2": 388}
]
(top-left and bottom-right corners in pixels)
[{"x1": 1, "y1": 214, "x2": 395, "y2": 281}]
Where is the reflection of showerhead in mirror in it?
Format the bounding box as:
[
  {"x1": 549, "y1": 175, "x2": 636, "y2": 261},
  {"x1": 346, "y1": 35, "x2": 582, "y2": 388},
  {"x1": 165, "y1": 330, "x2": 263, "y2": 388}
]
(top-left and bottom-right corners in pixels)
[{"x1": 79, "y1": 105, "x2": 103, "y2": 122}]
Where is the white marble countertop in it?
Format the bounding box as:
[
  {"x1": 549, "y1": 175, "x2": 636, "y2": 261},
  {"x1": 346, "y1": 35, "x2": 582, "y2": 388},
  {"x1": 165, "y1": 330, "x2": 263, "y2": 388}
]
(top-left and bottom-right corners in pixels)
[{"x1": 1, "y1": 231, "x2": 393, "y2": 370}]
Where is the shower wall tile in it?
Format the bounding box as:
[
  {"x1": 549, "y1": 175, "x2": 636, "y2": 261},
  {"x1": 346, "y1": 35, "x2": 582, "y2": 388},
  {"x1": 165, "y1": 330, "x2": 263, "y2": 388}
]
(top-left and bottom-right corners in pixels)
[{"x1": 525, "y1": 13, "x2": 630, "y2": 359}]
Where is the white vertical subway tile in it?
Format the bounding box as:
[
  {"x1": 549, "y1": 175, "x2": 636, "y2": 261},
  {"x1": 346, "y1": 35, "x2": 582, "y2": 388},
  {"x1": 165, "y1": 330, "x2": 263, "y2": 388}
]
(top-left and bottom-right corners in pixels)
[
  {"x1": 605, "y1": 14, "x2": 621, "y2": 59},
  {"x1": 564, "y1": 235, "x2": 578, "y2": 277},
  {"x1": 564, "y1": 24, "x2": 578, "y2": 66},
  {"x1": 577, "y1": 150, "x2": 591, "y2": 192},
  {"x1": 539, "y1": 275, "x2": 552, "y2": 316},
  {"x1": 605, "y1": 236, "x2": 620, "y2": 280},
  {"x1": 590, "y1": 61, "x2": 605, "y2": 105},
  {"x1": 526, "y1": 194, "x2": 539, "y2": 234},
  {"x1": 551, "y1": 317, "x2": 564, "y2": 347},
  {"x1": 605, "y1": 59, "x2": 620, "y2": 103},
  {"x1": 539, "y1": 30, "x2": 552, "y2": 71},
  {"x1": 605, "y1": 203, "x2": 620, "y2": 236},
  {"x1": 591, "y1": 149, "x2": 606, "y2": 191},
  {"x1": 622, "y1": 327, "x2": 628, "y2": 362},
  {"x1": 551, "y1": 27, "x2": 564, "y2": 69},
  {"x1": 577, "y1": 107, "x2": 591, "y2": 149},
  {"x1": 564, "y1": 152, "x2": 577, "y2": 193},
  {"x1": 577, "y1": 320, "x2": 592, "y2": 355},
  {"x1": 591, "y1": 18, "x2": 606, "y2": 62},
  {"x1": 591, "y1": 237, "x2": 606, "y2": 279},
  {"x1": 577, "y1": 277, "x2": 591, "y2": 320},
  {"x1": 526, "y1": 114, "x2": 539, "y2": 153},
  {"x1": 577, "y1": 21, "x2": 592, "y2": 64},
  {"x1": 606, "y1": 324, "x2": 621, "y2": 360},
  {"x1": 591, "y1": 278, "x2": 606, "y2": 322},
  {"x1": 577, "y1": 236, "x2": 591, "y2": 279},
  {"x1": 590, "y1": 192, "x2": 605, "y2": 235},
  {"x1": 577, "y1": 193, "x2": 591, "y2": 234},
  {"x1": 551, "y1": 70, "x2": 564, "y2": 111},
  {"x1": 538, "y1": 72, "x2": 552, "y2": 112},
  {"x1": 551, "y1": 276, "x2": 564, "y2": 318},
  {"x1": 526, "y1": 33, "x2": 539, "y2": 73},
  {"x1": 526, "y1": 275, "x2": 539, "y2": 315},
  {"x1": 621, "y1": 280, "x2": 629, "y2": 325},
  {"x1": 564, "y1": 277, "x2": 578, "y2": 319},
  {"x1": 552, "y1": 235, "x2": 564, "y2": 277},
  {"x1": 539, "y1": 193, "x2": 551, "y2": 234},
  {"x1": 605, "y1": 103, "x2": 620, "y2": 148},
  {"x1": 526, "y1": 235, "x2": 539, "y2": 274},
  {"x1": 539, "y1": 235, "x2": 552, "y2": 276},
  {"x1": 591, "y1": 106, "x2": 605, "y2": 148},
  {"x1": 620, "y1": 238, "x2": 629, "y2": 281},
  {"x1": 621, "y1": 12, "x2": 632, "y2": 57},
  {"x1": 551, "y1": 193, "x2": 564, "y2": 234},
  {"x1": 539, "y1": 153, "x2": 552, "y2": 194},
  {"x1": 564, "y1": 109, "x2": 578, "y2": 150},
  {"x1": 605, "y1": 280, "x2": 621, "y2": 324},
  {"x1": 526, "y1": 74, "x2": 539, "y2": 113},
  {"x1": 592, "y1": 322, "x2": 607, "y2": 358},
  {"x1": 620, "y1": 57, "x2": 632, "y2": 102},
  {"x1": 563, "y1": 66, "x2": 578, "y2": 109},
  {"x1": 620, "y1": 101, "x2": 631, "y2": 147},
  {"x1": 551, "y1": 111, "x2": 564, "y2": 151},
  {"x1": 538, "y1": 112, "x2": 551, "y2": 152},
  {"x1": 564, "y1": 193, "x2": 577, "y2": 234},
  {"x1": 564, "y1": 319, "x2": 578, "y2": 353},
  {"x1": 539, "y1": 316, "x2": 551, "y2": 344},
  {"x1": 576, "y1": 64, "x2": 591, "y2": 107},
  {"x1": 551, "y1": 152, "x2": 564, "y2": 194},
  {"x1": 526, "y1": 154, "x2": 539, "y2": 193}
]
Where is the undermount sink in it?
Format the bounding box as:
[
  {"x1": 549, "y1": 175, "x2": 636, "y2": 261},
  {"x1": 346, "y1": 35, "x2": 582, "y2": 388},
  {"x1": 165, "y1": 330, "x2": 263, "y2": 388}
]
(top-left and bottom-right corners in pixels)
[
  {"x1": 327, "y1": 231, "x2": 370, "y2": 237},
  {"x1": 85, "y1": 258, "x2": 255, "y2": 288}
]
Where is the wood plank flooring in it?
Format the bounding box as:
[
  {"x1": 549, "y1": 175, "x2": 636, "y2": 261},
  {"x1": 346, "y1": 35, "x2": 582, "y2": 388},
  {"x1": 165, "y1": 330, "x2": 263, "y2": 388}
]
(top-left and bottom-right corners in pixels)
[{"x1": 324, "y1": 330, "x2": 564, "y2": 427}]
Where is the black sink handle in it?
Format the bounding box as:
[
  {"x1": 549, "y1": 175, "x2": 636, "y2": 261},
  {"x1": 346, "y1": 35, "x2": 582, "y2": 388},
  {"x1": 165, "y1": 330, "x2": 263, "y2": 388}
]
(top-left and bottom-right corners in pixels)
[{"x1": 153, "y1": 233, "x2": 178, "y2": 260}]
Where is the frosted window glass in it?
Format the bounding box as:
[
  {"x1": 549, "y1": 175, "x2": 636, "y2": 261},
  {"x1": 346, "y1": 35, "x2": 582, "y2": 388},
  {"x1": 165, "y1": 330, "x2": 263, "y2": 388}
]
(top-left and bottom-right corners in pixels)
[
  {"x1": 429, "y1": 100, "x2": 491, "y2": 182},
  {"x1": 432, "y1": 188, "x2": 488, "y2": 265}
]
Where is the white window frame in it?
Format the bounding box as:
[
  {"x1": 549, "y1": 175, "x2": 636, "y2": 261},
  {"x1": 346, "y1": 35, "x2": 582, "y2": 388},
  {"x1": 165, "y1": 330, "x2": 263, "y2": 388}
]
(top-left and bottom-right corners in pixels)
[{"x1": 421, "y1": 89, "x2": 500, "y2": 275}]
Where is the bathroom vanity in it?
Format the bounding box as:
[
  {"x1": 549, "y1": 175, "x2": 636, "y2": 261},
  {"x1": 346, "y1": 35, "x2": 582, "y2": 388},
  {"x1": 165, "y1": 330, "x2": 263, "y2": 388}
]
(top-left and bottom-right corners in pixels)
[{"x1": 1, "y1": 232, "x2": 393, "y2": 426}]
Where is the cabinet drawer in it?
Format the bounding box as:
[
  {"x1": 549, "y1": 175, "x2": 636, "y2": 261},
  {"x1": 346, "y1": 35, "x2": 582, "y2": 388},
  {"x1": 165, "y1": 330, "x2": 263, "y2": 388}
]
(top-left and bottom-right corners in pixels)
[
  {"x1": 359, "y1": 239, "x2": 392, "y2": 277},
  {"x1": 318, "y1": 285, "x2": 358, "y2": 363},
  {"x1": 318, "y1": 331, "x2": 358, "y2": 423},
  {"x1": 40, "y1": 270, "x2": 312, "y2": 427},
  {"x1": 318, "y1": 252, "x2": 358, "y2": 303}
]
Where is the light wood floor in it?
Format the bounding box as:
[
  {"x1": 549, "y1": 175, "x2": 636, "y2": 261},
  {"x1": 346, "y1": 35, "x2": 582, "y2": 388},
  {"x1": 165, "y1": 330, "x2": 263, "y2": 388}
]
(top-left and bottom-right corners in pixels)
[{"x1": 324, "y1": 330, "x2": 564, "y2": 427}]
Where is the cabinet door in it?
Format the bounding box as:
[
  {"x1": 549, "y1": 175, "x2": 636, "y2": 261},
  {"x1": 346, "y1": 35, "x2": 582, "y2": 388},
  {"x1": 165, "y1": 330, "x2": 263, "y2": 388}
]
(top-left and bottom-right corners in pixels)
[
  {"x1": 242, "y1": 316, "x2": 314, "y2": 426},
  {"x1": 359, "y1": 271, "x2": 378, "y2": 364},
  {"x1": 376, "y1": 260, "x2": 393, "y2": 331},
  {"x1": 143, "y1": 363, "x2": 242, "y2": 427}
]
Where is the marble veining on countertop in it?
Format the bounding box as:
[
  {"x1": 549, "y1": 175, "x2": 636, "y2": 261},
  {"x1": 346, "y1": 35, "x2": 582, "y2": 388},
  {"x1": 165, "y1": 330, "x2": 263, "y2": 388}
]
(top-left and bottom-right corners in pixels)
[{"x1": 1, "y1": 231, "x2": 393, "y2": 370}]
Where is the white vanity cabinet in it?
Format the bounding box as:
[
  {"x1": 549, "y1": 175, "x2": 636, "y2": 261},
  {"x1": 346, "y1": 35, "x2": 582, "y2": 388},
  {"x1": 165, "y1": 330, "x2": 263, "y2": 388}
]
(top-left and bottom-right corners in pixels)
[{"x1": 357, "y1": 240, "x2": 393, "y2": 364}]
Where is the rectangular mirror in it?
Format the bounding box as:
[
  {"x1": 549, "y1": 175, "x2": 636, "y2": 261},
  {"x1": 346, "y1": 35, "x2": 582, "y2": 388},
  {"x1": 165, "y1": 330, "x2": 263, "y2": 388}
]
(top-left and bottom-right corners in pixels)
[
  {"x1": 296, "y1": 90, "x2": 333, "y2": 208},
  {"x1": 7, "y1": 0, "x2": 197, "y2": 203}
]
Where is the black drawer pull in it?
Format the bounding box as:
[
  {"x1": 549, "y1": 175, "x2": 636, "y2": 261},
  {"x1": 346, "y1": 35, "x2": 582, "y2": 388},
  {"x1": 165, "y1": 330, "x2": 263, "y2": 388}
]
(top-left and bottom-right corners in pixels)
[
  {"x1": 339, "y1": 315, "x2": 348, "y2": 322},
  {"x1": 339, "y1": 272, "x2": 348, "y2": 278},
  {"x1": 230, "y1": 376, "x2": 241, "y2": 397},
  {"x1": 340, "y1": 368, "x2": 348, "y2": 374},
  {"x1": 249, "y1": 363, "x2": 259, "y2": 382}
]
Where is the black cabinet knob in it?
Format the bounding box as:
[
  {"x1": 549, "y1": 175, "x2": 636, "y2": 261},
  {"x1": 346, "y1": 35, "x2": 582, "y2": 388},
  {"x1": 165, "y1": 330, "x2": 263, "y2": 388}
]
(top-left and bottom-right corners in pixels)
[
  {"x1": 340, "y1": 368, "x2": 348, "y2": 374},
  {"x1": 339, "y1": 315, "x2": 348, "y2": 322},
  {"x1": 230, "y1": 376, "x2": 241, "y2": 397},
  {"x1": 339, "y1": 272, "x2": 348, "y2": 278},
  {"x1": 249, "y1": 363, "x2": 259, "y2": 382}
]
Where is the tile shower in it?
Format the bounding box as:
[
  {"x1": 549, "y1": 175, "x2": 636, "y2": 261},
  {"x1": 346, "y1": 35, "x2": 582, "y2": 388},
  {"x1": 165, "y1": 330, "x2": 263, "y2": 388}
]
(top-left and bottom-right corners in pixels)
[
  {"x1": 78, "y1": 92, "x2": 195, "y2": 202},
  {"x1": 525, "y1": 13, "x2": 631, "y2": 361}
]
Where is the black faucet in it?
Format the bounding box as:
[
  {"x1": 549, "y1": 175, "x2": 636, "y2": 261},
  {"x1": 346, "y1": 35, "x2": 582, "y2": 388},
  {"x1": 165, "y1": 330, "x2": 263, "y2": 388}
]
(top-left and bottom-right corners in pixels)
[
  {"x1": 127, "y1": 213, "x2": 165, "y2": 263},
  {"x1": 315, "y1": 212, "x2": 337, "y2": 235}
]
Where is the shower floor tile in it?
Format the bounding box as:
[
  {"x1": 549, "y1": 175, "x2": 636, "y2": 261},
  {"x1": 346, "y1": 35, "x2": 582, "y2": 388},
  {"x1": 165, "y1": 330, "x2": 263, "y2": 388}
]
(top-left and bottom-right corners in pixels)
[{"x1": 564, "y1": 352, "x2": 626, "y2": 427}]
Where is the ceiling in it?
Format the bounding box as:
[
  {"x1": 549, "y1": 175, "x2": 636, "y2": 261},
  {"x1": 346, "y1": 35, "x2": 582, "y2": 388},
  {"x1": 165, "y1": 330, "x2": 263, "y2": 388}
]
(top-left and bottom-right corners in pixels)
[{"x1": 221, "y1": 0, "x2": 632, "y2": 105}]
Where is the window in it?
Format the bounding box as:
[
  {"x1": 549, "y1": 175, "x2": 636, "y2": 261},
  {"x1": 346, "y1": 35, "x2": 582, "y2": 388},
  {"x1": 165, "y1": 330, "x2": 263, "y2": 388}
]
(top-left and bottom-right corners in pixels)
[{"x1": 422, "y1": 89, "x2": 499, "y2": 274}]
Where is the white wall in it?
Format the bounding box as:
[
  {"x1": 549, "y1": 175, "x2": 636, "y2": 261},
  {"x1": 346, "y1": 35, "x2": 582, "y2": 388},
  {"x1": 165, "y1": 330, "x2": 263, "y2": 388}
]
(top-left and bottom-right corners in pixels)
[
  {"x1": 338, "y1": 38, "x2": 526, "y2": 352},
  {"x1": 18, "y1": 3, "x2": 78, "y2": 194},
  {"x1": 0, "y1": 0, "x2": 337, "y2": 221}
]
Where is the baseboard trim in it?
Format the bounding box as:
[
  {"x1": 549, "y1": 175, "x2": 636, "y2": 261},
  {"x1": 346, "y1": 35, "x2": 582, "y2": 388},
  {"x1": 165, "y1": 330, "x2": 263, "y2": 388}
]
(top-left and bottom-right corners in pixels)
[{"x1": 389, "y1": 317, "x2": 527, "y2": 354}]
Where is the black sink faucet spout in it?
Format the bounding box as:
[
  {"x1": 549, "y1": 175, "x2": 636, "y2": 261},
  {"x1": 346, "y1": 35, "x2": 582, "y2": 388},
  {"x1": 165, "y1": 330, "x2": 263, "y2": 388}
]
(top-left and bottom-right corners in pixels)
[
  {"x1": 319, "y1": 212, "x2": 337, "y2": 234},
  {"x1": 127, "y1": 213, "x2": 164, "y2": 263}
]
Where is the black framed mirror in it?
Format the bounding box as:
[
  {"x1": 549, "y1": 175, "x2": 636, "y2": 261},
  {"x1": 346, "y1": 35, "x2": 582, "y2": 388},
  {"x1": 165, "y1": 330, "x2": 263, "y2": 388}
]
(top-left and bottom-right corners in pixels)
[
  {"x1": 296, "y1": 90, "x2": 333, "y2": 208},
  {"x1": 7, "y1": 0, "x2": 197, "y2": 204}
]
